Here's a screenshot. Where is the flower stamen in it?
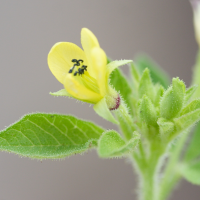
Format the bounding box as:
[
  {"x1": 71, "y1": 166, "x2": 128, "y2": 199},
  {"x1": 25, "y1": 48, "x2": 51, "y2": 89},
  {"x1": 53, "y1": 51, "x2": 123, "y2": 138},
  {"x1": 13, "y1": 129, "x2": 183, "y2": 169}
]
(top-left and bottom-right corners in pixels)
[{"x1": 68, "y1": 59, "x2": 88, "y2": 76}]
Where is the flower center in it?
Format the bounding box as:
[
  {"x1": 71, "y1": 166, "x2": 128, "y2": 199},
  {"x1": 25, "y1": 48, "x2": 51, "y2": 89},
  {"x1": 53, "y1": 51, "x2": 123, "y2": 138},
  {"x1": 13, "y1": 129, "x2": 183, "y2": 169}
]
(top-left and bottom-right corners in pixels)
[{"x1": 68, "y1": 59, "x2": 88, "y2": 76}]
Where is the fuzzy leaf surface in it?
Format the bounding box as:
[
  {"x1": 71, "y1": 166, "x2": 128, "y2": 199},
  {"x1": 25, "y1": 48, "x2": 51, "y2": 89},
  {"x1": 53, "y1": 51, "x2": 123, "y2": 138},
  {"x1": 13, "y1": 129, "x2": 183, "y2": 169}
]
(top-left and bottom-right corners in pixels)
[
  {"x1": 98, "y1": 130, "x2": 139, "y2": 158},
  {"x1": 0, "y1": 113, "x2": 104, "y2": 159},
  {"x1": 174, "y1": 109, "x2": 200, "y2": 132},
  {"x1": 160, "y1": 78, "x2": 185, "y2": 119},
  {"x1": 138, "y1": 68, "x2": 155, "y2": 102}
]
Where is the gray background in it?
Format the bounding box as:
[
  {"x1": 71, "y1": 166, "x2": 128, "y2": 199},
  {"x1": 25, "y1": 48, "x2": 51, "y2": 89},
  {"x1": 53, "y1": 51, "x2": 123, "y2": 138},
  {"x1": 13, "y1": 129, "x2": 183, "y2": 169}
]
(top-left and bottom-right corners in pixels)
[{"x1": 0, "y1": 0, "x2": 199, "y2": 199}]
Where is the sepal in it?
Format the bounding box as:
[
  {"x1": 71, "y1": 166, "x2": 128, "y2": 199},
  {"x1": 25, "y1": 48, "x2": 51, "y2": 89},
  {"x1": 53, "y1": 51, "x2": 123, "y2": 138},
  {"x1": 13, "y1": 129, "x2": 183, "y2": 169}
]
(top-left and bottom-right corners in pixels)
[
  {"x1": 93, "y1": 98, "x2": 118, "y2": 124},
  {"x1": 50, "y1": 89, "x2": 72, "y2": 97}
]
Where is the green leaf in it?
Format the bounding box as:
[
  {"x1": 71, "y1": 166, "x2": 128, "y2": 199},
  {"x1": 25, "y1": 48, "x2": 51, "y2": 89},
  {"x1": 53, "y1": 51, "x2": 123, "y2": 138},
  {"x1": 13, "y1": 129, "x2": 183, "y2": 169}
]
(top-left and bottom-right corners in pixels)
[
  {"x1": 160, "y1": 78, "x2": 185, "y2": 119},
  {"x1": 139, "y1": 95, "x2": 157, "y2": 126},
  {"x1": 0, "y1": 113, "x2": 104, "y2": 159},
  {"x1": 106, "y1": 59, "x2": 132, "y2": 78},
  {"x1": 130, "y1": 62, "x2": 140, "y2": 89},
  {"x1": 109, "y1": 67, "x2": 132, "y2": 110},
  {"x1": 180, "y1": 162, "x2": 200, "y2": 185},
  {"x1": 154, "y1": 85, "x2": 165, "y2": 107},
  {"x1": 185, "y1": 85, "x2": 198, "y2": 103},
  {"x1": 98, "y1": 130, "x2": 139, "y2": 158},
  {"x1": 135, "y1": 55, "x2": 170, "y2": 89},
  {"x1": 138, "y1": 68, "x2": 155, "y2": 102},
  {"x1": 174, "y1": 109, "x2": 200, "y2": 132},
  {"x1": 185, "y1": 122, "x2": 200, "y2": 161},
  {"x1": 181, "y1": 99, "x2": 200, "y2": 115}
]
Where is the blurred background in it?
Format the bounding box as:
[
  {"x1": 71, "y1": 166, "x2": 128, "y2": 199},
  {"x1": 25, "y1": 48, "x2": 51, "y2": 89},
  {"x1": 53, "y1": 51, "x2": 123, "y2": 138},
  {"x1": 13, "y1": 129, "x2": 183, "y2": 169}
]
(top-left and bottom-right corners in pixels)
[{"x1": 0, "y1": 0, "x2": 199, "y2": 199}]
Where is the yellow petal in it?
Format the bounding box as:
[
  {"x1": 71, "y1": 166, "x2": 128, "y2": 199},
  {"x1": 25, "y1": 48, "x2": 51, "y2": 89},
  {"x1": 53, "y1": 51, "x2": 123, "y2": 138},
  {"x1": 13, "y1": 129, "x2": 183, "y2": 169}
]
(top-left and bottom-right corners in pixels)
[
  {"x1": 81, "y1": 28, "x2": 100, "y2": 78},
  {"x1": 91, "y1": 47, "x2": 107, "y2": 96},
  {"x1": 64, "y1": 74, "x2": 102, "y2": 104},
  {"x1": 48, "y1": 42, "x2": 87, "y2": 84}
]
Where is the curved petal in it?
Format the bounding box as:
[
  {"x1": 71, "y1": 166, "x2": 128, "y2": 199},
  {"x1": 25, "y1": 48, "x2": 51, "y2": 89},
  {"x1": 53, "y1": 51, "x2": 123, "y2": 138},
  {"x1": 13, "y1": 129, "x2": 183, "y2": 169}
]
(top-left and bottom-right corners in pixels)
[
  {"x1": 91, "y1": 47, "x2": 107, "y2": 96},
  {"x1": 81, "y1": 28, "x2": 100, "y2": 78},
  {"x1": 64, "y1": 74, "x2": 102, "y2": 104},
  {"x1": 48, "y1": 42, "x2": 87, "y2": 84}
]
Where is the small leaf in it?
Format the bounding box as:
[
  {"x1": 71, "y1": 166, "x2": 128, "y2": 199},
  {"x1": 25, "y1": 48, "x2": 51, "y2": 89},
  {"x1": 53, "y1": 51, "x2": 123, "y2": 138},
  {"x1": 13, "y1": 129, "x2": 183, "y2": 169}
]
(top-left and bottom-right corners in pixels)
[
  {"x1": 139, "y1": 95, "x2": 157, "y2": 126},
  {"x1": 106, "y1": 59, "x2": 132, "y2": 77},
  {"x1": 154, "y1": 85, "x2": 165, "y2": 107},
  {"x1": 157, "y1": 118, "x2": 174, "y2": 139},
  {"x1": 98, "y1": 130, "x2": 139, "y2": 158},
  {"x1": 130, "y1": 62, "x2": 140, "y2": 88},
  {"x1": 181, "y1": 99, "x2": 200, "y2": 115},
  {"x1": 185, "y1": 85, "x2": 198, "y2": 103},
  {"x1": 0, "y1": 113, "x2": 104, "y2": 159},
  {"x1": 109, "y1": 67, "x2": 132, "y2": 110},
  {"x1": 50, "y1": 89, "x2": 71, "y2": 97},
  {"x1": 93, "y1": 98, "x2": 118, "y2": 124},
  {"x1": 184, "y1": 122, "x2": 200, "y2": 161},
  {"x1": 135, "y1": 55, "x2": 170, "y2": 89},
  {"x1": 174, "y1": 109, "x2": 200, "y2": 132},
  {"x1": 160, "y1": 78, "x2": 185, "y2": 119},
  {"x1": 138, "y1": 68, "x2": 155, "y2": 102},
  {"x1": 180, "y1": 162, "x2": 200, "y2": 185}
]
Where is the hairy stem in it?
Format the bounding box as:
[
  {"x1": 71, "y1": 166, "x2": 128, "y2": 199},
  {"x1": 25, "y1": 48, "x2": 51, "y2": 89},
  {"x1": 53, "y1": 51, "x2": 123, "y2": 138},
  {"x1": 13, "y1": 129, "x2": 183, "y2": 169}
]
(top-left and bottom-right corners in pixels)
[{"x1": 158, "y1": 132, "x2": 188, "y2": 200}]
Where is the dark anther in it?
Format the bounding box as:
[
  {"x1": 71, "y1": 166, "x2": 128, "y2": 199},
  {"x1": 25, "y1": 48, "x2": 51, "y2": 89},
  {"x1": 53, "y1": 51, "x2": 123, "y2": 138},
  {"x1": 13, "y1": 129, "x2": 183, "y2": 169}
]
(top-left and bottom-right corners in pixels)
[
  {"x1": 70, "y1": 59, "x2": 88, "y2": 76},
  {"x1": 68, "y1": 64, "x2": 76, "y2": 73},
  {"x1": 78, "y1": 68, "x2": 84, "y2": 75},
  {"x1": 81, "y1": 65, "x2": 87, "y2": 71},
  {"x1": 71, "y1": 59, "x2": 78, "y2": 63}
]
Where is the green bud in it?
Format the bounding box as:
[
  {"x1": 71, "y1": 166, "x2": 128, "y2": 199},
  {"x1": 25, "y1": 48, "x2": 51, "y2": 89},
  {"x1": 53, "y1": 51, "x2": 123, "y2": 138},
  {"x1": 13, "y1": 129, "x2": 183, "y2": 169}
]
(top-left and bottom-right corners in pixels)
[
  {"x1": 138, "y1": 68, "x2": 155, "y2": 102},
  {"x1": 139, "y1": 95, "x2": 157, "y2": 126},
  {"x1": 181, "y1": 99, "x2": 200, "y2": 115},
  {"x1": 160, "y1": 78, "x2": 185, "y2": 119}
]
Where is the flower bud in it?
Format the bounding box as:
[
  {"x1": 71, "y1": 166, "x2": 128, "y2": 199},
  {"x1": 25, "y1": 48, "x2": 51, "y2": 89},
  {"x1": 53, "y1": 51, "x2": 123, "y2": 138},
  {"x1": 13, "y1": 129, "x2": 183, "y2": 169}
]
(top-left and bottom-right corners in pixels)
[{"x1": 190, "y1": 0, "x2": 200, "y2": 45}]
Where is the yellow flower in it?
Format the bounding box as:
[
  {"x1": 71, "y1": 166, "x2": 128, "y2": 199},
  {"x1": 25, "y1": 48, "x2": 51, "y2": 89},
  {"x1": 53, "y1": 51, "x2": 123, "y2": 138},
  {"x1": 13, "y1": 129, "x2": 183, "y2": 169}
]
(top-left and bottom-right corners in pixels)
[{"x1": 48, "y1": 28, "x2": 132, "y2": 124}]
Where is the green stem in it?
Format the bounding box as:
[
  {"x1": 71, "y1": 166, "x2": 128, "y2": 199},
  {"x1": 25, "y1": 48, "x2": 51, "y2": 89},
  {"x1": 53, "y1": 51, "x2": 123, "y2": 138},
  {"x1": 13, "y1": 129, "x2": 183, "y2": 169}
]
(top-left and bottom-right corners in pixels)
[
  {"x1": 158, "y1": 131, "x2": 189, "y2": 200},
  {"x1": 133, "y1": 142, "x2": 165, "y2": 200}
]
